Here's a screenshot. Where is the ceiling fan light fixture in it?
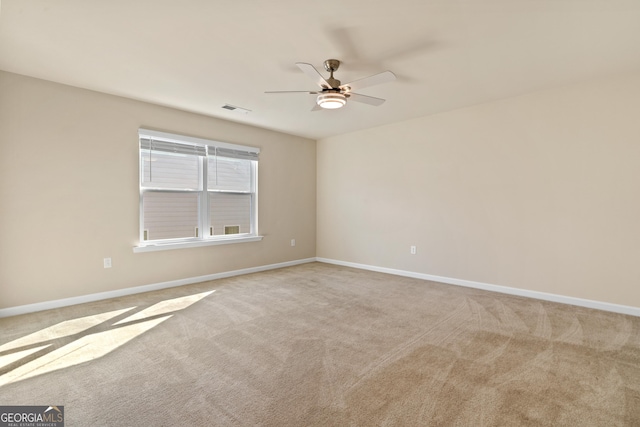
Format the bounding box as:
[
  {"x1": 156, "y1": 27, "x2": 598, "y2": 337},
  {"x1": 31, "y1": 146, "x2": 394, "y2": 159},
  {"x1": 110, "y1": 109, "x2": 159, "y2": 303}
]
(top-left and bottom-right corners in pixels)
[{"x1": 317, "y1": 92, "x2": 346, "y2": 109}]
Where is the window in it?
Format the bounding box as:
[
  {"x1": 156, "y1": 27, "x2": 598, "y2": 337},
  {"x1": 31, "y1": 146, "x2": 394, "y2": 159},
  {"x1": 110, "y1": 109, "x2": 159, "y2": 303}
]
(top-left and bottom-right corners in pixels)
[{"x1": 136, "y1": 129, "x2": 261, "y2": 252}]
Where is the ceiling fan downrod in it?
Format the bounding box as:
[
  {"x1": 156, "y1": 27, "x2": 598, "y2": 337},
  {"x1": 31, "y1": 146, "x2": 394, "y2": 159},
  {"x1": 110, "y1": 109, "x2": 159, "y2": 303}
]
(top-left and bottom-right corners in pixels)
[{"x1": 323, "y1": 59, "x2": 341, "y2": 89}]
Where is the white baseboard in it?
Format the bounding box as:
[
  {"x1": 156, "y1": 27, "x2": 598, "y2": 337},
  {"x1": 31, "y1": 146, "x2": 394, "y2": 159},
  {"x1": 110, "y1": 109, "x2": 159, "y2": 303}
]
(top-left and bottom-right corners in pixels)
[
  {"x1": 316, "y1": 257, "x2": 640, "y2": 317},
  {"x1": 0, "y1": 258, "x2": 316, "y2": 318},
  {"x1": 4, "y1": 257, "x2": 638, "y2": 319}
]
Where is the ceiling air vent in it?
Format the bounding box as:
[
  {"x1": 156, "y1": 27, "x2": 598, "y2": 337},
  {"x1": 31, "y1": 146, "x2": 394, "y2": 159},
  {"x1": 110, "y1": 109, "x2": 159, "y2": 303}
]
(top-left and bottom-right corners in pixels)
[{"x1": 221, "y1": 104, "x2": 250, "y2": 114}]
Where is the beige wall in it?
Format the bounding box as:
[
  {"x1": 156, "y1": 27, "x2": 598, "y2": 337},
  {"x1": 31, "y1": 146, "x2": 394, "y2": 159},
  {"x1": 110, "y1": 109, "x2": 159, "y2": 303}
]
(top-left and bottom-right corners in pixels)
[
  {"x1": 0, "y1": 71, "x2": 316, "y2": 309},
  {"x1": 317, "y1": 73, "x2": 640, "y2": 308}
]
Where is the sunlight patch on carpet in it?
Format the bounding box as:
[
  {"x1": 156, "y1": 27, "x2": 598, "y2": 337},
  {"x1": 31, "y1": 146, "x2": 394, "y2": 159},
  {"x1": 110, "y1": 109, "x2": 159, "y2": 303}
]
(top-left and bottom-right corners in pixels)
[
  {"x1": 0, "y1": 315, "x2": 172, "y2": 386},
  {"x1": 0, "y1": 345, "x2": 51, "y2": 371},
  {"x1": 0, "y1": 290, "x2": 216, "y2": 387},
  {"x1": 0, "y1": 307, "x2": 136, "y2": 353},
  {"x1": 114, "y1": 291, "x2": 214, "y2": 325}
]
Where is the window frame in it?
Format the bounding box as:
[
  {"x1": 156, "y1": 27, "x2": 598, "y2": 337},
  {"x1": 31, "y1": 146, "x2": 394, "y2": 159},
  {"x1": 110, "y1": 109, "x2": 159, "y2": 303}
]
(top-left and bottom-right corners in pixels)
[{"x1": 134, "y1": 129, "x2": 262, "y2": 253}]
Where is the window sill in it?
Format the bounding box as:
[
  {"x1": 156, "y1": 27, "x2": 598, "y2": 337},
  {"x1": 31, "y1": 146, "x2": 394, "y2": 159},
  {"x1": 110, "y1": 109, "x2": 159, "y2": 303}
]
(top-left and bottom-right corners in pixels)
[{"x1": 133, "y1": 235, "x2": 263, "y2": 253}]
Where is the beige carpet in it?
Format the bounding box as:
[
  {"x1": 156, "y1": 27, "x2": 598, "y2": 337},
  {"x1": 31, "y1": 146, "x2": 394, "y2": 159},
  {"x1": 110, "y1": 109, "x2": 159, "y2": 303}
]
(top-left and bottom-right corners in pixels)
[{"x1": 1, "y1": 262, "x2": 639, "y2": 426}]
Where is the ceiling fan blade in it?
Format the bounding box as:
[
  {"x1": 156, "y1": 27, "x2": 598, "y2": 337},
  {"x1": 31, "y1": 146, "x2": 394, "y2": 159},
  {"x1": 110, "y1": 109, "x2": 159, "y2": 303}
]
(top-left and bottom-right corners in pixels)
[
  {"x1": 265, "y1": 90, "x2": 318, "y2": 94},
  {"x1": 340, "y1": 71, "x2": 396, "y2": 93},
  {"x1": 296, "y1": 62, "x2": 333, "y2": 89},
  {"x1": 347, "y1": 92, "x2": 386, "y2": 106}
]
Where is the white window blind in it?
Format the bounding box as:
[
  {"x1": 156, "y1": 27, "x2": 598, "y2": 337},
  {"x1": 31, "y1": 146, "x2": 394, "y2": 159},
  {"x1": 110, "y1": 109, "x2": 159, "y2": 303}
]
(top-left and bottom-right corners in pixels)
[
  {"x1": 140, "y1": 138, "x2": 207, "y2": 156},
  {"x1": 141, "y1": 150, "x2": 201, "y2": 190},
  {"x1": 208, "y1": 156, "x2": 251, "y2": 192}
]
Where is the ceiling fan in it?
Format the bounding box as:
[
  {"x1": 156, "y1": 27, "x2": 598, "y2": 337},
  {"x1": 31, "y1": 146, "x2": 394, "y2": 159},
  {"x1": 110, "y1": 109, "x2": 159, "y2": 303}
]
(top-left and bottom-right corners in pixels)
[{"x1": 266, "y1": 59, "x2": 396, "y2": 110}]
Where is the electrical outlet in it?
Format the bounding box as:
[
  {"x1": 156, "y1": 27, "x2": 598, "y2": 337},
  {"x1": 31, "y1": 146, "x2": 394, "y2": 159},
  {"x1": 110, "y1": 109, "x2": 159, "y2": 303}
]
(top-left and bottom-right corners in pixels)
[
  {"x1": 291, "y1": 239, "x2": 296, "y2": 247},
  {"x1": 410, "y1": 246, "x2": 417, "y2": 255},
  {"x1": 103, "y1": 257, "x2": 112, "y2": 268}
]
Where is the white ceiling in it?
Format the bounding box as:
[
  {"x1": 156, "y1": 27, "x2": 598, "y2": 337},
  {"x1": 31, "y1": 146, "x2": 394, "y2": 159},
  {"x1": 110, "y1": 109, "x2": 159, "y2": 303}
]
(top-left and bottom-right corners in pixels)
[{"x1": 1, "y1": 0, "x2": 639, "y2": 140}]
